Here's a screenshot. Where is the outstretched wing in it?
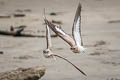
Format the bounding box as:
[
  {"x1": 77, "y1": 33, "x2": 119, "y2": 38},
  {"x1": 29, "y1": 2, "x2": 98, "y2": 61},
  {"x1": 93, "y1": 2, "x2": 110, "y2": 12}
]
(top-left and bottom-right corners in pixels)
[
  {"x1": 45, "y1": 19, "x2": 75, "y2": 47},
  {"x1": 46, "y1": 24, "x2": 52, "y2": 49},
  {"x1": 72, "y1": 3, "x2": 83, "y2": 47},
  {"x1": 53, "y1": 54, "x2": 87, "y2": 76},
  {"x1": 43, "y1": 8, "x2": 52, "y2": 49}
]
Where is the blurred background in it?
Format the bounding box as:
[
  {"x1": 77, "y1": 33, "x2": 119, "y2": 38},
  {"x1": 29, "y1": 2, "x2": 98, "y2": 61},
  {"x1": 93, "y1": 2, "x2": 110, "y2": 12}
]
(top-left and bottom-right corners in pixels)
[{"x1": 0, "y1": 0, "x2": 120, "y2": 80}]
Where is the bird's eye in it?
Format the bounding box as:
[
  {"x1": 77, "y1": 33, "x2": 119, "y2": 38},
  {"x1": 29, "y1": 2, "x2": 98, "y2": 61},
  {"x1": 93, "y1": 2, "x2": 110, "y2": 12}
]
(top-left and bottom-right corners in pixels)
[
  {"x1": 43, "y1": 50, "x2": 49, "y2": 53},
  {"x1": 70, "y1": 47, "x2": 75, "y2": 50}
]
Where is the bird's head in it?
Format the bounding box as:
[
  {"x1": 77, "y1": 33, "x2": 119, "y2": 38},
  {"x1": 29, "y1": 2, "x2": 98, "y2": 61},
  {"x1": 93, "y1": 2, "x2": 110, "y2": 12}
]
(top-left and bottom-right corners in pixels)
[
  {"x1": 70, "y1": 46, "x2": 80, "y2": 53},
  {"x1": 43, "y1": 49, "x2": 56, "y2": 60},
  {"x1": 43, "y1": 49, "x2": 50, "y2": 53},
  {"x1": 43, "y1": 49, "x2": 52, "y2": 58},
  {"x1": 70, "y1": 46, "x2": 86, "y2": 53}
]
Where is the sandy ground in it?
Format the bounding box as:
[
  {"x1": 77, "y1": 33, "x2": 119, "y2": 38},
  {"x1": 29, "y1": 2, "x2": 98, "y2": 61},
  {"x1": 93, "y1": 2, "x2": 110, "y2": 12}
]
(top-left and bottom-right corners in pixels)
[{"x1": 0, "y1": 0, "x2": 120, "y2": 80}]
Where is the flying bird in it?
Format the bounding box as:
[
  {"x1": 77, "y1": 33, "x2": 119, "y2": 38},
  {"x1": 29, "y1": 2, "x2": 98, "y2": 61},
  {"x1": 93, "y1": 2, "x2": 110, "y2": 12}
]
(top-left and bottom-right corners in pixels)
[
  {"x1": 44, "y1": 3, "x2": 86, "y2": 53},
  {"x1": 43, "y1": 22, "x2": 56, "y2": 60},
  {"x1": 43, "y1": 17, "x2": 87, "y2": 76}
]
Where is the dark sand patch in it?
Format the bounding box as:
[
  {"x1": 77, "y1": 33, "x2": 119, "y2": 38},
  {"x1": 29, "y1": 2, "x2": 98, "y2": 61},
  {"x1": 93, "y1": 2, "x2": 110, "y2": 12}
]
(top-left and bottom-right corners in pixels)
[
  {"x1": 0, "y1": 51, "x2": 4, "y2": 55},
  {"x1": 49, "y1": 12, "x2": 64, "y2": 16},
  {"x1": 15, "y1": 9, "x2": 32, "y2": 13},
  {"x1": 108, "y1": 49, "x2": 120, "y2": 52},
  {"x1": 49, "y1": 12, "x2": 57, "y2": 16},
  {"x1": 0, "y1": 15, "x2": 11, "y2": 18},
  {"x1": 13, "y1": 13, "x2": 26, "y2": 18},
  {"x1": 108, "y1": 20, "x2": 120, "y2": 24},
  {"x1": 107, "y1": 78, "x2": 120, "y2": 80},
  {"x1": 90, "y1": 51, "x2": 105, "y2": 56},
  {"x1": 94, "y1": 40, "x2": 107, "y2": 47},
  {"x1": 52, "y1": 20, "x2": 63, "y2": 25},
  {"x1": 102, "y1": 61, "x2": 120, "y2": 66},
  {"x1": 13, "y1": 55, "x2": 35, "y2": 60}
]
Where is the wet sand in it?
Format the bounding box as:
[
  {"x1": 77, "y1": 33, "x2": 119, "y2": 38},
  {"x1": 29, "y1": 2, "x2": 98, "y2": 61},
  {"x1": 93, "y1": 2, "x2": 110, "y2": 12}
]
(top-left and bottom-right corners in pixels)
[{"x1": 0, "y1": 0, "x2": 120, "y2": 80}]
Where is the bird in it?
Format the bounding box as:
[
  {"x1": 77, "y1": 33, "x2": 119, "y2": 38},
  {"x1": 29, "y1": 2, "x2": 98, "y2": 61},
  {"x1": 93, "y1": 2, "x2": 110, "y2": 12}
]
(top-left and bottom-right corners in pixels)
[
  {"x1": 43, "y1": 21, "x2": 56, "y2": 60},
  {"x1": 43, "y1": 15, "x2": 87, "y2": 76},
  {"x1": 44, "y1": 3, "x2": 86, "y2": 54}
]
